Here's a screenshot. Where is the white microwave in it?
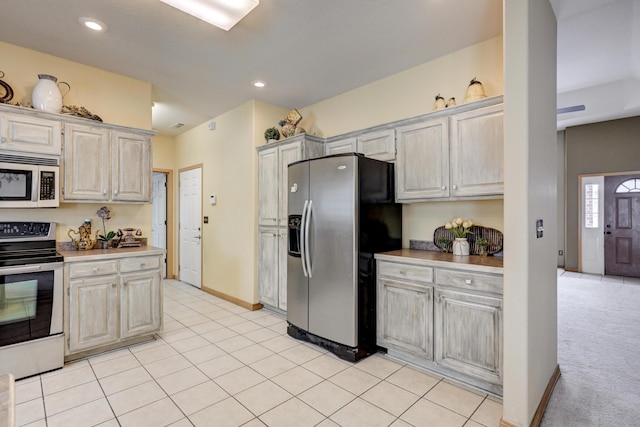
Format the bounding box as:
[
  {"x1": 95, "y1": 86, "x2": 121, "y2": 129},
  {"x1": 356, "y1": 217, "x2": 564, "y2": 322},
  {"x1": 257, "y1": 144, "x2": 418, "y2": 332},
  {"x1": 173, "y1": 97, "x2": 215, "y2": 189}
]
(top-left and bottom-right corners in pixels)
[{"x1": 0, "y1": 154, "x2": 59, "y2": 208}]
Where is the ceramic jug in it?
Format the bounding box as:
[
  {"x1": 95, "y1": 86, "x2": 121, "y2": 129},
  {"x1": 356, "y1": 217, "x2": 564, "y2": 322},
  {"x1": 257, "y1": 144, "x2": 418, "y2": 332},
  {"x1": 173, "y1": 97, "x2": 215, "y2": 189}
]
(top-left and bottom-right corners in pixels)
[
  {"x1": 68, "y1": 219, "x2": 96, "y2": 250},
  {"x1": 32, "y1": 74, "x2": 70, "y2": 113}
]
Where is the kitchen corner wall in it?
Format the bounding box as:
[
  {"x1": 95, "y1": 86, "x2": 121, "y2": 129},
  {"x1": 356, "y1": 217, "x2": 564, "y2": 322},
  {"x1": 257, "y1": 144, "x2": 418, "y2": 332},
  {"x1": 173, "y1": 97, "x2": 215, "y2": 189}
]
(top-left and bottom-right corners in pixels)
[
  {"x1": 0, "y1": 41, "x2": 153, "y2": 243},
  {"x1": 173, "y1": 100, "x2": 287, "y2": 304},
  {"x1": 298, "y1": 36, "x2": 505, "y2": 243}
]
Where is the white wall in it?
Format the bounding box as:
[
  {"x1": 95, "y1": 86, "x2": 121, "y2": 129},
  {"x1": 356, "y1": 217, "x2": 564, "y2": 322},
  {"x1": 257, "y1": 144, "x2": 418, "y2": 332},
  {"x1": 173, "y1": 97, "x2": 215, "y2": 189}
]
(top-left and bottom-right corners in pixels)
[{"x1": 503, "y1": 1, "x2": 558, "y2": 425}]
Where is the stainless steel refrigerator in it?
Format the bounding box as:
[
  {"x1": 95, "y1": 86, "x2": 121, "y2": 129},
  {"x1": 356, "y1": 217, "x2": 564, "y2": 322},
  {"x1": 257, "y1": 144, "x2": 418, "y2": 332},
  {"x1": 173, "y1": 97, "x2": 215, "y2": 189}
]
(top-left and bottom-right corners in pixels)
[{"x1": 287, "y1": 153, "x2": 402, "y2": 361}]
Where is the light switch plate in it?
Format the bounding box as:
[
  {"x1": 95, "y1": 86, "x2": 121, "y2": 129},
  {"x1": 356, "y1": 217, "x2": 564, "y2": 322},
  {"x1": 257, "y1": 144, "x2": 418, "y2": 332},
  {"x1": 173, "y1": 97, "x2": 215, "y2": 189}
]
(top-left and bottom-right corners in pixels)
[{"x1": 536, "y1": 219, "x2": 543, "y2": 238}]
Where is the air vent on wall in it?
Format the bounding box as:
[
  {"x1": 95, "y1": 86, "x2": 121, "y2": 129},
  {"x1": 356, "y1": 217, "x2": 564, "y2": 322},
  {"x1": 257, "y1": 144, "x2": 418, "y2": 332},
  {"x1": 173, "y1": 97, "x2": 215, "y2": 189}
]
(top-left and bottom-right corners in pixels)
[
  {"x1": 557, "y1": 105, "x2": 586, "y2": 114},
  {"x1": 170, "y1": 122, "x2": 185, "y2": 129}
]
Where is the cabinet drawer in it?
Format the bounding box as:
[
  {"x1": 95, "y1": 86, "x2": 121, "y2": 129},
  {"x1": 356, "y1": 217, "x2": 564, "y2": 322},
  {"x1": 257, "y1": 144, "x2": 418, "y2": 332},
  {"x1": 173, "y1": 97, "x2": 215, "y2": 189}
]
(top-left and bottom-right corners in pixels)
[
  {"x1": 120, "y1": 256, "x2": 161, "y2": 273},
  {"x1": 378, "y1": 261, "x2": 433, "y2": 284},
  {"x1": 69, "y1": 260, "x2": 118, "y2": 278},
  {"x1": 436, "y1": 269, "x2": 502, "y2": 294}
]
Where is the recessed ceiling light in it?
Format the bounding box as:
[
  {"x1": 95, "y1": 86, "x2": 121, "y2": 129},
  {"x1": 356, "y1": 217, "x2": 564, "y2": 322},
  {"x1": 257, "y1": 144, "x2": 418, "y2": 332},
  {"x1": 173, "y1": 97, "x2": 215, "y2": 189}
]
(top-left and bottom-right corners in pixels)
[
  {"x1": 252, "y1": 80, "x2": 266, "y2": 88},
  {"x1": 79, "y1": 17, "x2": 108, "y2": 32},
  {"x1": 159, "y1": 0, "x2": 259, "y2": 31}
]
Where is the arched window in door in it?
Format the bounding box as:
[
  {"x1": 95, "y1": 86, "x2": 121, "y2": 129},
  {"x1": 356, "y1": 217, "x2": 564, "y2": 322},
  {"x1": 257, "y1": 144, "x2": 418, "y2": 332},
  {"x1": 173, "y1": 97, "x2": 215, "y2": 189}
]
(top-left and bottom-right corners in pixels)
[{"x1": 615, "y1": 179, "x2": 640, "y2": 193}]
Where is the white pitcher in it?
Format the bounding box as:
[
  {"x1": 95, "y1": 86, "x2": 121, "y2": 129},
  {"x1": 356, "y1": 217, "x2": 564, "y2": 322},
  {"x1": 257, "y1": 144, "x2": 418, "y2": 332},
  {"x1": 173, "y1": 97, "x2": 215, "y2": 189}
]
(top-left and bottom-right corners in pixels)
[{"x1": 32, "y1": 74, "x2": 70, "y2": 113}]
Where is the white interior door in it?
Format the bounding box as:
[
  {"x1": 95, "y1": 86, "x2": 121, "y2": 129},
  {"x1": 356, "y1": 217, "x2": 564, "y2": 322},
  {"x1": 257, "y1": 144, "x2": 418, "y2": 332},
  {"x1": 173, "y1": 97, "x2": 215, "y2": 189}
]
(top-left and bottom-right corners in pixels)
[
  {"x1": 152, "y1": 172, "x2": 167, "y2": 278},
  {"x1": 581, "y1": 175, "x2": 604, "y2": 274},
  {"x1": 179, "y1": 167, "x2": 202, "y2": 288}
]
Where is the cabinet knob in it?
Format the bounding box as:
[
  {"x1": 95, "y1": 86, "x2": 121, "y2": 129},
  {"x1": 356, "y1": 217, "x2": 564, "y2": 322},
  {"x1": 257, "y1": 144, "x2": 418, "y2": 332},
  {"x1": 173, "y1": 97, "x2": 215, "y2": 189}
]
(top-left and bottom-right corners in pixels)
[
  {"x1": 103, "y1": 189, "x2": 107, "y2": 195},
  {"x1": 453, "y1": 185, "x2": 458, "y2": 190},
  {"x1": 465, "y1": 279, "x2": 472, "y2": 284},
  {"x1": 0, "y1": 137, "x2": 6, "y2": 143},
  {"x1": 441, "y1": 186, "x2": 446, "y2": 190}
]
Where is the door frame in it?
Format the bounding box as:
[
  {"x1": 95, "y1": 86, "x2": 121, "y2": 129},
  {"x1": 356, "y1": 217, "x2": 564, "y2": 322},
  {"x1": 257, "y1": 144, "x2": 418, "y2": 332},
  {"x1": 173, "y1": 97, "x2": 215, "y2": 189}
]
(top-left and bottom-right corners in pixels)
[
  {"x1": 578, "y1": 170, "x2": 640, "y2": 274},
  {"x1": 153, "y1": 168, "x2": 174, "y2": 278},
  {"x1": 178, "y1": 164, "x2": 203, "y2": 286}
]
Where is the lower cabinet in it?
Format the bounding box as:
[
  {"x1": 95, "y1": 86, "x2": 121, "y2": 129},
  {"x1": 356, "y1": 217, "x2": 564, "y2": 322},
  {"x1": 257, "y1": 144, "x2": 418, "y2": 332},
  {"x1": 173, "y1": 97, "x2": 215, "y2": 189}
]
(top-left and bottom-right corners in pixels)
[
  {"x1": 435, "y1": 288, "x2": 502, "y2": 386},
  {"x1": 377, "y1": 257, "x2": 503, "y2": 394},
  {"x1": 258, "y1": 227, "x2": 288, "y2": 311},
  {"x1": 64, "y1": 252, "x2": 163, "y2": 358},
  {"x1": 377, "y1": 278, "x2": 433, "y2": 359}
]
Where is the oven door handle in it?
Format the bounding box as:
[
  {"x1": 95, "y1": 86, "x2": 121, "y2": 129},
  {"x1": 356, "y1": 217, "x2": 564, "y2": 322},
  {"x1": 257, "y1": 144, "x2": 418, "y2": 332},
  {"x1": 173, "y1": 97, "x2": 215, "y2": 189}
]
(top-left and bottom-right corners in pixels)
[{"x1": 0, "y1": 262, "x2": 63, "y2": 275}]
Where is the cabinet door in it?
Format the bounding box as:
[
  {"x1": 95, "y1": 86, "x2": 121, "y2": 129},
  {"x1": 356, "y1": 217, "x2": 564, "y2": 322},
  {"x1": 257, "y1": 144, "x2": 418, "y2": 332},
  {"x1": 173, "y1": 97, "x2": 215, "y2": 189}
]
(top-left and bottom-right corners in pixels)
[
  {"x1": 325, "y1": 137, "x2": 357, "y2": 156},
  {"x1": 357, "y1": 129, "x2": 395, "y2": 161},
  {"x1": 120, "y1": 270, "x2": 162, "y2": 339},
  {"x1": 63, "y1": 124, "x2": 110, "y2": 201},
  {"x1": 68, "y1": 276, "x2": 118, "y2": 352},
  {"x1": 278, "y1": 142, "x2": 302, "y2": 227},
  {"x1": 111, "y1": 131, "x2": 151, "y2": 202},
  {"x1": 396, "y1": 118, "x2": 449, "y2": 201},
  {"x1": 450, "y1": 104, "x2": 504, "y2": 197},
  {"x1": 258, "y1": 228, "x2": 278, "y2": 307},
  {"x1": 258, "y1": 147, "x2": 278, "y2": 227},
  {"x1": 278, "y1": 227, "x2": 288, "y2": 310},
  {"x1": 377, "y1": 278, "x2": 433, "y2": 359},
  {"x1": 0, "y1": 112, "x2": 61, "y2": 156},
  {"x1": 435, "y1": 288, "x2": 502, "y2": 385}
]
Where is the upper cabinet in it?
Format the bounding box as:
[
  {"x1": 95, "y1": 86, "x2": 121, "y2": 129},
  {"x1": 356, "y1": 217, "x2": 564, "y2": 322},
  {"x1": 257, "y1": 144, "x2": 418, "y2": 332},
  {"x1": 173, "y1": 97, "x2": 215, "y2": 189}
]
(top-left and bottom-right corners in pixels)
[
  {"x1": 449, "y1": 103, "x2": 504, "y2": 197},
  {"x1": 63, "y1": 123, "x2": 153, "y2": 203},
  {"x1": 0, "y1": 109, "x2": 62, "y2": 156},
  {"x1": 324, "y1": 129, "x2": 395, "y2": 161},
  {"x1": 396, "y1": 97, "x2": 504, "y2": 202},
  {"x1": 257, "y1": 135, "x2": 324, "y2": 228}
]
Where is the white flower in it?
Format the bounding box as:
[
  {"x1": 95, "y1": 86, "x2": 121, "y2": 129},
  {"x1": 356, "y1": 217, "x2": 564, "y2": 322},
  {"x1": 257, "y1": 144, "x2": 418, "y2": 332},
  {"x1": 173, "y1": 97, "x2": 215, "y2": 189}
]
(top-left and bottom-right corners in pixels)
[
  {"x1": 462, "y1": 220, "x2": 473, "y2": 228},
  {"x1": 454, "y1": 217, "x2": 463, "y2": 225},
  {"x1": 445, "y1": 222, "x2": 453, "y2": 229}
]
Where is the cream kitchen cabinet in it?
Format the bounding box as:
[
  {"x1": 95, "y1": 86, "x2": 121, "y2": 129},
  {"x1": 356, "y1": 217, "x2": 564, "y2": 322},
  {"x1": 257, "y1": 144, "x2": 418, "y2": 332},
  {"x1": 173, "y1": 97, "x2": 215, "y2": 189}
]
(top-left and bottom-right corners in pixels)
[
  {"x1": 395, "y1": 117, "x2": 449, "y2": 200},
  {"x1": 324, "y1": 129, "x2": 395, "y2": 161},
  {"x1": 377, "y1": 261, "x2": 434, "y2": 360},
  {"x1": 257, "y1": 135, "x2": 324, "y2": 311},
  {"x1": 449, "y1": 103, "x2": 504, "y2": 197},
  {"x1": 435, "y1": 287, "x2": 502, "y2": 387},
  {"x1": 324, "y1": 137, "x2": 357, "y2": 156},
  {"x1": 395, "y1": 97, "x2": 504, "y2": 202},
  {"x1": 62, "y1": 249, "x2": 164, "y2": 359},
  {"x1": 375, "y1": 250, "x2": 503, "y2": 395},
  {"x1": 62, "y1": 123, "x2": 153, "y2": 203},
  {"x1": 0, "y1": 109, "x2": 62, "y2": 156}
]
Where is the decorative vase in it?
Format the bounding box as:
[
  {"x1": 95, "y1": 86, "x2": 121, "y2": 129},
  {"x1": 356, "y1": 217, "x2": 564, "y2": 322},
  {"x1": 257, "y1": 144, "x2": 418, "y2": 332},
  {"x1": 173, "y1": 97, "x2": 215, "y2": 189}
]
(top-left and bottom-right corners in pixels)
[
  {"x1": 32, "y1": 74, "x2": 70, "y2": 113},
  {"x1": 452, "y1": 238, "x2": 470, "y2": 256}
]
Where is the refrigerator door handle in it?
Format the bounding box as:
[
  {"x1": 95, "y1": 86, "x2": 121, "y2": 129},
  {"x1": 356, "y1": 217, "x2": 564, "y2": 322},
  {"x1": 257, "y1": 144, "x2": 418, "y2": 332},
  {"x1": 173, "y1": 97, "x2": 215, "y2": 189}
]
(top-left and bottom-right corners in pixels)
[
  {"x1": 300, "y1": 199, "x2": 309, "y2": 278},
  {"x1": 305, "y1": 199, "x2": 313, "y2": 278}
]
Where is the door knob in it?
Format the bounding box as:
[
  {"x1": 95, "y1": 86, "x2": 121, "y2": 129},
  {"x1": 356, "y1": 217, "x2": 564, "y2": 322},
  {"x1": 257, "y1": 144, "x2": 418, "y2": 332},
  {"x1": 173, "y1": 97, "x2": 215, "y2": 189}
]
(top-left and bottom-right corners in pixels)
[
  {"x1": 605, "y1": 231, "x2": 611, "y2": 235},
  {"x1": 195, "y1": 235, "x2": 201, "y2": 239}
]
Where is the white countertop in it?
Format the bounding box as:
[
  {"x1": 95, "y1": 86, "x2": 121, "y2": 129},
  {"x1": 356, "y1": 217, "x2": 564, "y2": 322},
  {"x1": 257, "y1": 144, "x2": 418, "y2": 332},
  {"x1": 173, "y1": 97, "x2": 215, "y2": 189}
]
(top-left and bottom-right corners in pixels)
[{"x1": 59, "y1": 246, "x2": 165, "y2": 262}]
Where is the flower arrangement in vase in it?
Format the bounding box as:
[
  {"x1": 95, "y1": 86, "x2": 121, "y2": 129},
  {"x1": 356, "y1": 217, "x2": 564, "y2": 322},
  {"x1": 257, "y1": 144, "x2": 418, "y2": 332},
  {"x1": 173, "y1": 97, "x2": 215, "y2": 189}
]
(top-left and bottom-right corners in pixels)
[
  {"x1": 95, "y1": 206, "x2": 116, "y2": 249},
  {"x1": 445, "y1": 217, "x2": 473, "y2": 255}
]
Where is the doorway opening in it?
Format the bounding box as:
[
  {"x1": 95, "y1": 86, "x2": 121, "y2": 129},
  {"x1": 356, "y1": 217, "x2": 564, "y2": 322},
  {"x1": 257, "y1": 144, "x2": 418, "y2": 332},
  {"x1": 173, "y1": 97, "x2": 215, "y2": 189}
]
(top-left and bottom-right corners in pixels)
[{"x1": 152, "y1": 169, "x2": 174, "y2": 278}]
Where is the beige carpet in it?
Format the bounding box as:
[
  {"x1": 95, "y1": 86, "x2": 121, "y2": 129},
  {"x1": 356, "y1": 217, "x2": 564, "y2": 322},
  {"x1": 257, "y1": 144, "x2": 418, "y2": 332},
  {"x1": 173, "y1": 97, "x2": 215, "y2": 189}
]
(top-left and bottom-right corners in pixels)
[{"x1": 541, "y1": 271, "x2": 640, "y2": 426}]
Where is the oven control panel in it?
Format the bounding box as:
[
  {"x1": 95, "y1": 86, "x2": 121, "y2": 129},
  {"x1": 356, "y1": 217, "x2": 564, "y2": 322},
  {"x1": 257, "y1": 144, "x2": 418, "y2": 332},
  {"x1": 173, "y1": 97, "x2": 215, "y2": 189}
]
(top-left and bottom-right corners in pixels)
[{"x1": 0, "y1": 222, "x2": 52, "y2": 239}]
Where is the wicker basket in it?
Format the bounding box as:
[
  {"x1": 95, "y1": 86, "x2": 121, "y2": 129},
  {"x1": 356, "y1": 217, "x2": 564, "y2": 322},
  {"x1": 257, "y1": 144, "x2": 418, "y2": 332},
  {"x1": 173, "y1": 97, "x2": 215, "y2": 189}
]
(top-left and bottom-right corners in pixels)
[{"x1": 433, "y1": 225, "x2": 503, "y2": 255}]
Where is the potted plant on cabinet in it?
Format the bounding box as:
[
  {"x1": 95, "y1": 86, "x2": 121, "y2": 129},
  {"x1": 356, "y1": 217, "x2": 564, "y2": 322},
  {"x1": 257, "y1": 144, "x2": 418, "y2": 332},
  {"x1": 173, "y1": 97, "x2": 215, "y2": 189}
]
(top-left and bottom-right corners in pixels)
[{"x1": 264, "y1": 127, "x2": 280, "y2": 143}]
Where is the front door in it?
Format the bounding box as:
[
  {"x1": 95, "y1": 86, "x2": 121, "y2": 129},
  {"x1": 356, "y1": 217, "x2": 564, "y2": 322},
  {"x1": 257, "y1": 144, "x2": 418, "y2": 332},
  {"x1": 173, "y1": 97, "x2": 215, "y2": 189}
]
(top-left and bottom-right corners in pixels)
[
  {"x1": 604, "y1": 174, "x2": 640, "y2": 277},
  {"x1": 179, "y1": 167, "x2": 202, "y2": 288}
]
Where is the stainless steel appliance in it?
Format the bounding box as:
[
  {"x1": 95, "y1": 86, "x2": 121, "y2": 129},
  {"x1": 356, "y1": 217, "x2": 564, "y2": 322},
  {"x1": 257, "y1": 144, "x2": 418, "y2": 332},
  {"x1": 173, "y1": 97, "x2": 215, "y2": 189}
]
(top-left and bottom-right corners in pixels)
[
  {"x1": 0, "y1": 222, "x2": 64, "y2": 379},
  {"x1": 287, "y1": 153, "x2": 401, "y2": 361},
  {"x1": 0, "y1": 153, "x2": 59, "y2": 208}
]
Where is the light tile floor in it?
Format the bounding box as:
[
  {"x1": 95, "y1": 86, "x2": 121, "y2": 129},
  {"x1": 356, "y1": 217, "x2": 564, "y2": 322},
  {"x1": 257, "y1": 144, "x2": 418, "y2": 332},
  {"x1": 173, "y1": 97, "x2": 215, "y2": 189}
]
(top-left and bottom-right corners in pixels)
[{"x1": 14, "y1": 279, "x2": 502, "y2": 427}]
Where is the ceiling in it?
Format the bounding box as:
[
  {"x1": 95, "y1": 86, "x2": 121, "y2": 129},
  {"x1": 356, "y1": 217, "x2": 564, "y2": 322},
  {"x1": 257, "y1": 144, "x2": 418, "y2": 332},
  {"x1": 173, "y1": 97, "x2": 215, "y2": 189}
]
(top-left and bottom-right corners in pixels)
[{"x1": 0, "y1": 0, "x2": 637, "y2": 135}]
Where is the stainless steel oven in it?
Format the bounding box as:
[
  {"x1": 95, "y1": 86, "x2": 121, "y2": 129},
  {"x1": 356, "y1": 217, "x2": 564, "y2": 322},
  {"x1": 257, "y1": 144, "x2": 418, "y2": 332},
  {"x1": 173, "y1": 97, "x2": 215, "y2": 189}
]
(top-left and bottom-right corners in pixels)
[{"x1": 0, "y1": 222, "x2": 64, "y2": 379}]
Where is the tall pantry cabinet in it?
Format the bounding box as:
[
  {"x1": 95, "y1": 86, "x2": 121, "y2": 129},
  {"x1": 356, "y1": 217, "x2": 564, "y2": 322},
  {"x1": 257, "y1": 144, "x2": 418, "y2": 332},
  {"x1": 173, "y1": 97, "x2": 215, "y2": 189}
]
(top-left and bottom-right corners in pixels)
[{"x1": 257, "y1": 135, "x2": 324, "y2": 312}]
